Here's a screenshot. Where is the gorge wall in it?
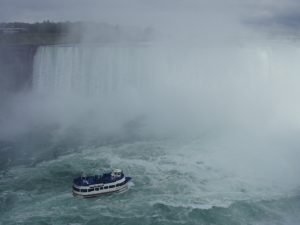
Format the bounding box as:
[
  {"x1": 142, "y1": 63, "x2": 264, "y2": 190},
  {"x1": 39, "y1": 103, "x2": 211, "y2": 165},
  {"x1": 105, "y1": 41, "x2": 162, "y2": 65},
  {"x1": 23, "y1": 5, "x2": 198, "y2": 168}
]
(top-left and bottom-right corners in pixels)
[{"x1": 0, "y1": 45, "x2": 37, "y2": 96}]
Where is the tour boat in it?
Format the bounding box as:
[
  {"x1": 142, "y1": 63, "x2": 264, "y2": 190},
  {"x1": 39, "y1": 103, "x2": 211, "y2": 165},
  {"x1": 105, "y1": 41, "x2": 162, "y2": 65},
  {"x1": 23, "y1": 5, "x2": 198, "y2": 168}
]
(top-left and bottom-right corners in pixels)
[{"x1": 72, "y1": 169, "x2": 131, "y2": 197}]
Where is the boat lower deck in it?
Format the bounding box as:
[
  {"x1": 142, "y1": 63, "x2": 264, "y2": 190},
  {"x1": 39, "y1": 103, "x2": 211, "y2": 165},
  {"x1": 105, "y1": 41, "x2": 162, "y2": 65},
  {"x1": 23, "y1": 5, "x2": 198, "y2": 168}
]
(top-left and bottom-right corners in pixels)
[{"x1": 73, "y1": 184, "x2": 129, "y2": 198}]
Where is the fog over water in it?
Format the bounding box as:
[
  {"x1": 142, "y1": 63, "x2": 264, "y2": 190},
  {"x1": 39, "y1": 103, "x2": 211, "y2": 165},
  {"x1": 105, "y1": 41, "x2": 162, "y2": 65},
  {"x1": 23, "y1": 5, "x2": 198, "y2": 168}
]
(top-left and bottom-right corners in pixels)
[{"x1": 1, "y1": 0, "x2": 300, "y2": 224}]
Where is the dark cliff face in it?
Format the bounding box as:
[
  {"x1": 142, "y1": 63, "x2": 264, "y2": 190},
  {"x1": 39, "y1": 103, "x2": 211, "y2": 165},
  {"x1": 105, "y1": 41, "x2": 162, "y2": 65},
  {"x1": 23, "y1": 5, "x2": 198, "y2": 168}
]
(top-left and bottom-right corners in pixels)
[
  {"x1": 0, "y1": 45, "x2": 37, "y2": 95},
  {"x1": 0, "y1": 45, "x2": 39, "y2": 169}
]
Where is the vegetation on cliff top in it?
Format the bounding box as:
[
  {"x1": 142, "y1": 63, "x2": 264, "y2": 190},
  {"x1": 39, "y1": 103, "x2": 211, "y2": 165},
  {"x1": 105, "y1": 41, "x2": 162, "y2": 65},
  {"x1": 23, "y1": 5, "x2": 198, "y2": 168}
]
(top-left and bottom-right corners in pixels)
[{"x1": 0, "y1": 21, "x2": 155, "y2": 45}]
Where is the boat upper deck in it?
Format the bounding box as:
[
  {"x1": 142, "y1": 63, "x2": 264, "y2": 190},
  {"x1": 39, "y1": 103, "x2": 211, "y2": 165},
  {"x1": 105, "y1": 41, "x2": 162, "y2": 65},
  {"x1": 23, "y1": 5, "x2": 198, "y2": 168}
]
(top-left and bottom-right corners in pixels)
[{"x1": 73, "y1": 173, "x2": 124, "y2": 187}]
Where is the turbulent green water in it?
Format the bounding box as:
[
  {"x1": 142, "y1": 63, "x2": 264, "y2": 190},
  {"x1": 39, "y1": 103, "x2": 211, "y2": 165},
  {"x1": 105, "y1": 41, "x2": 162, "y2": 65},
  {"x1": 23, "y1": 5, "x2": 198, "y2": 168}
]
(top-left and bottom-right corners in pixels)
[{"x1": 1, "y1": 138, "x2": 299, "y2": 225}]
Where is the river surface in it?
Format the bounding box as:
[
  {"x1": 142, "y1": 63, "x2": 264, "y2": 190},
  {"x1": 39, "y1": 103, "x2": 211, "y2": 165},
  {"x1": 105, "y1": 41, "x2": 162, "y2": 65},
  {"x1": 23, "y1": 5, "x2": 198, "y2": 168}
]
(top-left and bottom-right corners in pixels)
[{"x1": 1, "y1": 137, "x2": 299, "y2": 225}]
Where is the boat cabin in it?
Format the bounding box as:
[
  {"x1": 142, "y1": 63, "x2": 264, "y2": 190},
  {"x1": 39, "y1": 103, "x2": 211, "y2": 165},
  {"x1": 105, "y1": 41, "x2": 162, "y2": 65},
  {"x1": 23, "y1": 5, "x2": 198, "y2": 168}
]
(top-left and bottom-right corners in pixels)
[{"x1": 111, "y1": 169, "x2": 123, "y2": 178}]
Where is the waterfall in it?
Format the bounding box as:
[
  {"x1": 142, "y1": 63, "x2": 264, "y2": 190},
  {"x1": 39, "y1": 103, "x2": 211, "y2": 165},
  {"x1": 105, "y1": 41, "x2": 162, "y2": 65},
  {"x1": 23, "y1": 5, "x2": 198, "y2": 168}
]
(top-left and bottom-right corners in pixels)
[
  {"x1": 32, "y1": 43, "x2": 289, "y2": 103},
  {"x1": 32, "y1": 44, "x2": 167, "y2": 96},
  {"x1": 16, "y1": 42, "x2": 300, "y2": 144},
  {"x1": 32, "y1": 44, "x2": 275, "y2": 97}
]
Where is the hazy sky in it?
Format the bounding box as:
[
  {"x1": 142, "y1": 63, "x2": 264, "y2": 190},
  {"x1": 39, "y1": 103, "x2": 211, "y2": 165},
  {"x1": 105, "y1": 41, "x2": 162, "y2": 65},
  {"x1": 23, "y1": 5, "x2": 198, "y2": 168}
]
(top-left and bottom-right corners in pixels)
[{"x1": 1, "y1": 0, "x2": 300, "y2": 32}]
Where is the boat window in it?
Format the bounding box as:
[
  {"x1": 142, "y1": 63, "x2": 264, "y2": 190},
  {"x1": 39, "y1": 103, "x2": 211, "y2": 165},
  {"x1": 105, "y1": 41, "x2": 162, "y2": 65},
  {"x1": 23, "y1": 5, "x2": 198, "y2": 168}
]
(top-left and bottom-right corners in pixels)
[
  {"x1": 73, "y1": 187, "x2": 80, "y2": 192},
  {"x1": 104, "y1": 186, "x2": 108, "y2": 189},
  {"x1": 100, "y1": 187, "x2": 103, "y2": 190},
  {"x1": 95, "y1": 188, "x2": 99, "y2": 191},
  {"x1": 109, "y1": 185, "x2": 116, "y2": 188},
  {"x1": 81, "y1": 189, "x2": 87, "y2": 192},
  {"x1": 88, "y1": 188, "x2": 94, "y2": 192}
]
